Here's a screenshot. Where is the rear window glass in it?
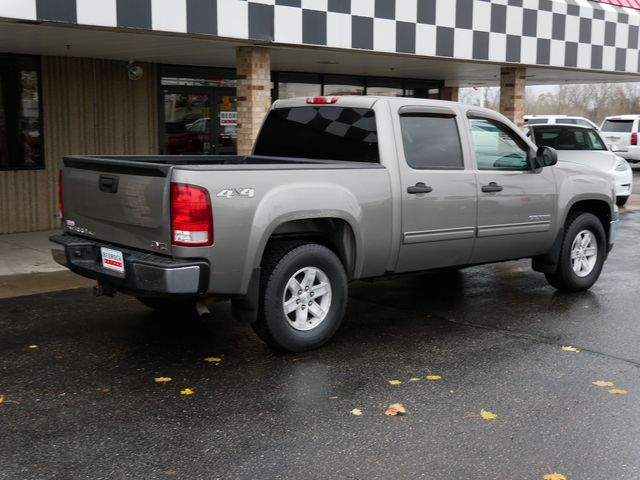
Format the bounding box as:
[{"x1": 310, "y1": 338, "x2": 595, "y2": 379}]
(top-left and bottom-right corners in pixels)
[
  {"x1": 601, "y1": 120, "x2": 634, "y2": 133},
  {"x1": 532, "y1": 126, "x2": 606, "y2": 151},
  {"x1": 524, "y1": 118, "x2": 548, "y2": 125},
  {"x1": 400, "y1": 115, "x2": 464, "y2": 169},
  {"x1": 254, "y1": 106, "x2": 379, "y2": 163}
]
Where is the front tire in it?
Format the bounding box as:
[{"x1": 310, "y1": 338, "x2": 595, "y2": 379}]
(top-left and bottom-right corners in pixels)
[
  {"x1": 253, "y1": 242, "x2": 348, "y2": 352},
  {"x1": 545, "y1": 212, "x2": 606, "y2": 292}
]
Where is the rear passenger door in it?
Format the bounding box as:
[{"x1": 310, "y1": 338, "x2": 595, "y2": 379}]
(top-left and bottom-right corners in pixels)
[
  {"x1": 467, "y1": 115, "x2": 557, "y2": 264},
  {"x1": 396, "y1": 106, "x2": 477, "y2": 272}
]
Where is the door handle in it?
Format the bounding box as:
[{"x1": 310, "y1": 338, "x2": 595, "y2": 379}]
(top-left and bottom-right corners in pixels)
[
  {"x1": 407, "y1": 182, "x2": 433, "y2": 194},
  {"x1": 481, "y1": 182, "x2": 503, "y2": 193}
]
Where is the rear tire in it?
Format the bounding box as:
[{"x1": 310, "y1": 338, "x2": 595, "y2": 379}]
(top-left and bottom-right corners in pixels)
[
  {"x1": 252, "y1": 241, "x2": 348, "y2": 353},
  {"x1": 616, "y1": 196, "x2": 629, "y2": 207},
  {"x1": 544, "y1": 212, "x2": 606, "y2": 292}
]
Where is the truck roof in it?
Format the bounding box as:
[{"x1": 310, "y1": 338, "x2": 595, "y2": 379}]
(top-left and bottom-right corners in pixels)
[
  {"x1": 272, "y1": 95, "x2": 497, "y2": 116},
  {"x1": 603, "y1": 114, "x2": 640, "y2": 120}
]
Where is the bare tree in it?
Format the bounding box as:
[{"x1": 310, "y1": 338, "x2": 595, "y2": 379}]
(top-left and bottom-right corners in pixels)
[{"x1": 462, "y1": 82, "x2": 640, "y2": 125}]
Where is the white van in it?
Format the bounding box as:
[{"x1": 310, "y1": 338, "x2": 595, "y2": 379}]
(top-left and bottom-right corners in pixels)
[
  {"x1": 599, "y1": 115, "x2": 640, "y2": 163},
  {"x1": 524, "y1": 115, "x2": 599, "y2": 130}
]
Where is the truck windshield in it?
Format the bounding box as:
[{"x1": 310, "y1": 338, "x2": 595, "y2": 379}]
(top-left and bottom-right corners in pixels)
[{"x1": 254, "y1": 106, "x2": 379, "y2": 163}]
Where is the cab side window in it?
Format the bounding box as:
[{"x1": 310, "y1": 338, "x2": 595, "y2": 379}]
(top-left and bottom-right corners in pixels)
[
  {"x1": 469, "y1": 117, "x2": 530, "y2": 170},
  {"x1": 400, "y1": 114, "x2": 464, "y2": 169}
]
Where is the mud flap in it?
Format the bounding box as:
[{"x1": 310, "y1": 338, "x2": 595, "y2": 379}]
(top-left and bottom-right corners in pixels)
[
  {"x1": 231, "y1": 268, "x2": 261, "y2": 323},
  {"x1": 531, "y1": 231, "x2": 563, "y2": 273}
]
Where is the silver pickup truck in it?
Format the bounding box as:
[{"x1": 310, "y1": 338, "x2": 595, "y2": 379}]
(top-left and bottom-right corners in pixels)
[{"x1": 51, "y1": 96, "x2": 618, "y2": 352}]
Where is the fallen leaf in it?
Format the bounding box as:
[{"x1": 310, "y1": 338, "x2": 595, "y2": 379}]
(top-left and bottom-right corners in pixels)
[
  {"x1": 409, "y1": 378, "x2": 421, "y2": 382},
  {"x1": 164, "y1": 468, "x2": 177, "y2": 476},
  {"x1": 28, "y1": 345, "x2": 38, "y2": 349},
  {"x1": 561, "y1": 345, "x2": 580, "y2": 353},
  {"x1": 480, "y1": 409, "x2": 497, "y2": 421},
  {"x1": 154, "y1": 377, "x2": 172, "y2": 383},
  {"x1": 385, "y1": 403, "x2": 406, "y2": 416},
  {"x1": 204, "y1": 357, "x2": 223, "y2": 363},
  {"x1": 388, "y1": 380, "x2": 402, "y2": 385},
  {"x1": 592, "y1": 380, "x2": 614, "y2": 387},
  {"x1": 543, "y1": 474, "x2": 567, "y2": 480},
  {"x1": 180, "y1": 388, "x2": 195, "y2": 396},
  {"x1": 425, "y1": 375, "x2": 442, "y2": 381},
  {"x1": 329, "y1": 396, "x2": 338, "y2": 400},
  {"x1": 608, "y1": 388, "x2": 628, "y2": 395},
  {"x1": 351, "y1": 408, "x2": 363, "y2": 416},
  {"x1": 0, "y1": 394, "x2": 19, "y2": 405}
]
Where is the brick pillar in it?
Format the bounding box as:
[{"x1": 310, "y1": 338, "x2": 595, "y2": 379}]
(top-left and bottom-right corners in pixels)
[
  {"x1": 442, "y1": 86, "x2": 459, "y2": 102},
  {"x1": 236, "y1": 46, "x2": 271, "y2": 156},
  {"x1": 499, "y1": 66, "x2": 526, "y2": 128}
]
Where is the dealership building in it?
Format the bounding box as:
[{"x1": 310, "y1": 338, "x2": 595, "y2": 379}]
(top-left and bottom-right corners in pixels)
[{"x1": 1, "y1": 0, "x2": 640, "y2": 234}]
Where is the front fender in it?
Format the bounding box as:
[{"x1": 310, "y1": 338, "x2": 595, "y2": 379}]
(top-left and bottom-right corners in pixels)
[{"x1": 554, "y1": 164, "x2": 616, "y2": 227}]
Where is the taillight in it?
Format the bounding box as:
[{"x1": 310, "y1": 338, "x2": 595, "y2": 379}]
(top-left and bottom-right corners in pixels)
[
  {"x1": 306, "y1": 96, "x2": 338, "y2": 104},
  {"x1": 631, "y1": 132, "x2": 637, "y2": 146},
  {"x1": 58, "y1": 169, "x2": 64, "y2": 222},
  {"x1": 170, "y1": 183, "x2": 213, "y2": 247}
]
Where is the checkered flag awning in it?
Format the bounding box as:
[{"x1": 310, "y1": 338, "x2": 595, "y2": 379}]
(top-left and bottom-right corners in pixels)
[{"x1": 1, "y1": 0, "x2": 640, "y2": 74}]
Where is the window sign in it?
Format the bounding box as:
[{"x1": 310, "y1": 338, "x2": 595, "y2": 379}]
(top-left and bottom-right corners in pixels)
[{"x1": 220, "y1": 111, "x2": 237, "y2": 126}]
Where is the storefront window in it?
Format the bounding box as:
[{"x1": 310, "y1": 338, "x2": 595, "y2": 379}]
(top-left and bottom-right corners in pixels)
[
  {"x1": 367, "y1": 78, "x2": 403, "y2": 97},
  {"x1": 161, "y1": 66, "x2": 236, "y2": 87},
  {"x1": 324, "y1": 75, "x2": 365, "y2": 96},
  {"x1": 405, "y1": 80, "x2": 441, "y2": 99},
  {"x1": 0, "y1": 55, "x2": 43, "y2": 171},
  {"x1": 277, "y1": 73, "x2": 321, "y2": 99}
]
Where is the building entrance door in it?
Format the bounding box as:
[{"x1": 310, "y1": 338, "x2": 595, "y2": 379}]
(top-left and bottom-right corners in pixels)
[{"x1": 161, "y1": 87, "x2": 237, "y2": 155}]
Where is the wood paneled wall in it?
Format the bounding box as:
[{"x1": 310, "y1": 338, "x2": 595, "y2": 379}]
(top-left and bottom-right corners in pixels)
[{"x1": 0, "y1": 56, "x2": 158, "y2": 234}]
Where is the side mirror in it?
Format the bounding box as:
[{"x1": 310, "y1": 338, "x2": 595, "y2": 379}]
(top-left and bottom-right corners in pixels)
[{"x1": 535, "y1": 146, "x2": 558, "y2": 168}]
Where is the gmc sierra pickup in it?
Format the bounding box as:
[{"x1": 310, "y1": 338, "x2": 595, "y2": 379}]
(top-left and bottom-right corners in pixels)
[{"x1": 51, "y1": 96, "x2": 618, "y2": 352}]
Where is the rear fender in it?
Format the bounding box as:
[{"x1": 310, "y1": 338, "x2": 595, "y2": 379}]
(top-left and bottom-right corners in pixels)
[{"x1": 243, "y1": 183, "x2": 365, "y2": 293}]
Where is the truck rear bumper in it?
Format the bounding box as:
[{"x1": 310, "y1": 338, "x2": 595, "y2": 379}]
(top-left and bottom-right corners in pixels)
[{"x1": 50, "y1": 234, "x2": 209, "y2": 296}]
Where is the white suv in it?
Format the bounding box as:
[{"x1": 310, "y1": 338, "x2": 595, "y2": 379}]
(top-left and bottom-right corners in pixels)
[
  {"x1": 600, "y1": 115, "x2": 640, "y2": 163},
  {"x1": 524, "y1": 115, "x2": 599, "y2": 130}
]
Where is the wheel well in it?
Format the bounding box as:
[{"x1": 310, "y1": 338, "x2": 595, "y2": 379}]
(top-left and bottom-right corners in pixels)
[
  {"x1": 265, "y1": 218, "x2": 357, "y2": 278},
  {"x1": 567, "y1": 200, "x2": 612, "y2": 241},
  {"x1": 532, "y1": 199, "x2": 612, "y2": 274}
]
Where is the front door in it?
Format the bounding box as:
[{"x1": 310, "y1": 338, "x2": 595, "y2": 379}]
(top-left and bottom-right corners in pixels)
[
  {"x1": 467, "y1": 115, "x2": 557, "y2": 264},
  {"x1": 396, "y1": 107, "x2": 478, "y2": 273},
  {"x1": 161, "y1": 87, "x2": 237, "y2": 155}
]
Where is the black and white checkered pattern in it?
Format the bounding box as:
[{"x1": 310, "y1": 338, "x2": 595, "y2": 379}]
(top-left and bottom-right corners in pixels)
[{"x1": 1, "y1": 0, "x2": 639, "y2": 73}]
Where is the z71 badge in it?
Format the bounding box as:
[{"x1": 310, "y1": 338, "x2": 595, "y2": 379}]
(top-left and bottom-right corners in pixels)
[{"x1": 216, "y1": 188, "x2": 255, "y2": 199}]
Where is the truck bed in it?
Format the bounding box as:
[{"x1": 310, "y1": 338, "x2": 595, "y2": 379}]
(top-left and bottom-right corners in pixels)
[
  {"x1": 64, "y1": 155, "x2": 385, "y2": 174},
  {"x1": 60, "y1": 154, "x2": 388, "y2": 259}
]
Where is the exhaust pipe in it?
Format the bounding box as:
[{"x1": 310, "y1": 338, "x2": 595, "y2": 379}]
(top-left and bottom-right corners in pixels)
[
  {"x1": 196, "y1": 301, "x2": 211, "y2": 320},
  {"x1": 94, "y1": 282, "x2": 116, "y2": 297}
]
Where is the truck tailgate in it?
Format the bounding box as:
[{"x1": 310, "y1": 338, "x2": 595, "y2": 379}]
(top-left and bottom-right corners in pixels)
[{"x1": 62, "y1": 157, "x2": 173, "y2": 254}]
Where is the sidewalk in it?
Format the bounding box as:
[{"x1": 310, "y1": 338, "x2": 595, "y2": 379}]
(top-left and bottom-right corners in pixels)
[{"x1": 0, "y1": 230, "x2": 93, "y2": 298}]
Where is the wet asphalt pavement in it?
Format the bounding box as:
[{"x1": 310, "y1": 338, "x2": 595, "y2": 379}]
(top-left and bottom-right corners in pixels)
[{"x1": 2, "y1": 208, "x2": 640, "y2": 479}]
